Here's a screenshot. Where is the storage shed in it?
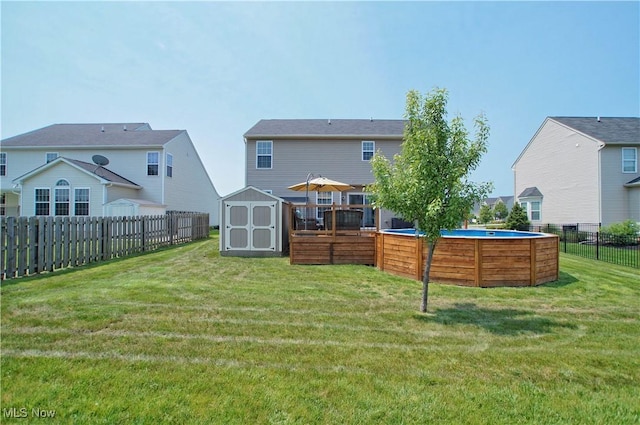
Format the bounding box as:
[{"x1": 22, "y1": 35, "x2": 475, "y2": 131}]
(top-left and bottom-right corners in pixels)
[
  {"x1": 219, "y1": 186, "x2": 290, "y2": 257},
  {"x1": 104, "y1": 198, "x2": 167, "y2": 217}
]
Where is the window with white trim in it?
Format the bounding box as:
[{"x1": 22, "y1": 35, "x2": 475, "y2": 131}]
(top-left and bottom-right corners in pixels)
[
  {"x1": 0, "y1": 193, "x2": 5, "y2": 216},
  {"x1": 316, "y1": 191, "x2": 333, "y2": 221},
  {"x1": 622, "y1": 147, "x2": 637, "y2": 173},
  {"x1": 54, "y1": 179, "x2": 70, "y2": 216},
  {"x1": 362, "y1": 141, "x2": 375, "y2": 161},
  {"x1": 256, "y1": 141, "x2": 272, "y2": 169},
  {"x1": 147, "y1": 152, "x2": 159, "y2": 175},
  {"x1": 0, "y1": 152, "x2": 6, "y2": 176},
  {"x1": 166, "y1": 153, "x2": 173, "y2": 177},
  {"x1": 74, "y1": 188, "x2": 90, "y2": 216},
  {"x1": 46, "y1": 152, "x2": 58, "y2": 163},
  {"x1": 530, "y1": 201, "x2": 541, "y2": 221},
  {"x1": 35, "y1": 188, "x2": 50, "y2": 215}
]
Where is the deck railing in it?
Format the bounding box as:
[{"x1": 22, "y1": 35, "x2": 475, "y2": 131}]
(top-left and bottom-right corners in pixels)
[{"x1": 290, "y1": 203, "x2": 378, "y2": 236}]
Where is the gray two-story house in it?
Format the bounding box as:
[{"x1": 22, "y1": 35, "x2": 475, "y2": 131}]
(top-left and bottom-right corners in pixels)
[
  {"x1": 243, "y1": 119, "x2": 406, "y2": 228},
  {"x1": 512, "y1": 116, "x2": 640, "y2": 226}
]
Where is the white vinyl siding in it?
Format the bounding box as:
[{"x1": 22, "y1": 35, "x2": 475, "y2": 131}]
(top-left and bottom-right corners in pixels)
[
  {"x1": 513, "y1": 119, "x2": 601, "y2": 224},
  {"x1": 622, "y1": 147, "x2": 637, "y2": 173},
  {"x1": 256, "y1": 141, "x2": 272, "y2": 169},
  {"x1": 362, "y1": 141, "x2": 375, "y2": 161}
]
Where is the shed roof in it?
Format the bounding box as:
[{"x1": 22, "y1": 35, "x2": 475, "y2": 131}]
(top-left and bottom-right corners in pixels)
[
  {"x1": 550, "y1": 117, "x2": 639, "y2": 145},
  {"x1": 0, "y1": 123, "x2": 183, "y2": 148},
  {"x1": 244, "y1": 119, "x2": 406, "y2": 139}
]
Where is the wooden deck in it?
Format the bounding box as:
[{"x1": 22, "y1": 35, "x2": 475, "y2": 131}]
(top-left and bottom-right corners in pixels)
[
  {"x1": 289, "y1": 204, "x2": 378, "y2": 265},
  {"x1": 290, "y1": 232, "x2": 377, "y2": 265}
]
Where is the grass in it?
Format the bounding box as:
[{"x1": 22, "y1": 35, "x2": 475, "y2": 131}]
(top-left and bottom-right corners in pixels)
[{"x1": 1, "y1": 233, "x2": 639, "y2": 424}]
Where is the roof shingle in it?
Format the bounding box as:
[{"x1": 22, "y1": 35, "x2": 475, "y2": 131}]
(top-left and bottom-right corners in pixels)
[
  {"x1": 550, "y1": 117, "x2": 639, "y2": 145},
  {"x1": 1, "y1": 123, "x2": 183, "y2": 147},
  {"x1": 244, "y1": 119, "x2": 406, "y2": 139}
]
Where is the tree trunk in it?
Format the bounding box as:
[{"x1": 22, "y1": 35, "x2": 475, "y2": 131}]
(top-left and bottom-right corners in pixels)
[{"x1": 421, "y1": 239, "x2": 437, "y2": 313}]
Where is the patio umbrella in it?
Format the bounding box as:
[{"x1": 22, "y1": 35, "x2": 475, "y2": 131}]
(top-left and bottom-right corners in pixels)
[
  {"x1": 288, "y1": 175, "x2": 354, "y2": 229},
  {"x1": 287, "y1": 176, "x2": 354, "y2": 193}
]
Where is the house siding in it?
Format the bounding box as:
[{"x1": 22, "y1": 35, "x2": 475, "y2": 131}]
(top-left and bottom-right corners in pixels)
[
  {"x1": 163, "y1": 133, "x2": 219, "y2": 224},
  {"x1": 600, "y1": 146, "x2": 640, "y2": 224},
  {"x1": 20, "y1": 163, "x2": 104, "y2": 216},
  {"x1": 2, "y1": 128, "x2": 220, "y2": 226},
  {"x1": 246, "y1": 138, "x2": 402, "y2": 197},
  {"x1": 514, "y1": 119, "x2": 601, "y2": 224}
]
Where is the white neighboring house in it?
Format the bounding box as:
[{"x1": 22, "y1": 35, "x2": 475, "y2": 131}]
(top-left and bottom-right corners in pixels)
[
  {"x1": 0, "y1": 123, "x2": 220, "y2": 226},
  {"x1": 512, "y1": 116, "x2": 640, "y2": 226}
]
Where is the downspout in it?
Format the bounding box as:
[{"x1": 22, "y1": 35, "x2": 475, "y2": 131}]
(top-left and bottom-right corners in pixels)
[{"x1": 597, "y1": 142, "x2": 605, "y2": 225}]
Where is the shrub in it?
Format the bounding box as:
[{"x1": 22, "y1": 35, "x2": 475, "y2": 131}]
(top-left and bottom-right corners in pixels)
[
  {"x1": 505, "y1": 203, "x2": 530, "y2": 231},
  {"x1": 601, "y1": 220, "x2": 640, "y2": 246}
]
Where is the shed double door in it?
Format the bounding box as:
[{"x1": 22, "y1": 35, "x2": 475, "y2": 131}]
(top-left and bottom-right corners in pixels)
[{"x1": 224, "y1": 201, "x2": 277, "y2": 251}]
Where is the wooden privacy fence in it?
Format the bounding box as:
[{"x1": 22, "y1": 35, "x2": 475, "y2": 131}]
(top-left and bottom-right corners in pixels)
[{"x1": 1, "y1": 212, "x2": 209, "y2": 280}]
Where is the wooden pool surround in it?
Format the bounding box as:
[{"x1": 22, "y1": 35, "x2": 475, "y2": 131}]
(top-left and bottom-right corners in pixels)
[{"x1": 375, "y1": 231, "x2": 559, "y2": 287}]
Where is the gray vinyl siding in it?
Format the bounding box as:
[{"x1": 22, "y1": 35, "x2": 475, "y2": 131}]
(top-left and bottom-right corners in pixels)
[
  {"x1": 514, "y1": 119, "x2": 601, "y2": 224},
  {"x1": 246, "y1": 138, "x2": 402, "y2": 198},
  {"x1": 600, "y1": 146, "x2": 640, "y2": 224}
]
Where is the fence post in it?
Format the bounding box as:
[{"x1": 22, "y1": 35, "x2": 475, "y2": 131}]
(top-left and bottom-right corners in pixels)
[{"x1": 596, "y1": 231, "x2": 600, "y2": 261}]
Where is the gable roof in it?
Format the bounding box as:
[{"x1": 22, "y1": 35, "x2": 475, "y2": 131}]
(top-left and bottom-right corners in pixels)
[
  {"x1": 518, "y1": 187, "x2": 543, "y2": 198},
  {"x1": 0, "y1": 123, "x2": 183, "y2": 148},
  {"x1": 549, "y1": 117, "x2": 640, "y2": 145},
  {"x1": 244, "y1": 119, "x2": 406, "y2": 140},
  {"x1": 13, "y1": 157, "x2": 140, "y2": 188}
]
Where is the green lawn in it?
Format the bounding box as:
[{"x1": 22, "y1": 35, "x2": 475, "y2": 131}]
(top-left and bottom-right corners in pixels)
[{"x1": 1, "y1": 234, "x2": 639, "y2": 424}]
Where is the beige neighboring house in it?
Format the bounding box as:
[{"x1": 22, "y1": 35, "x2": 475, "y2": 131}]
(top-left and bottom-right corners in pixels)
[
  {"x1": 512, "y1": 116, "x2": 640, "y2": 226},
  {"x1": 0, "y1": 123, "x2": 220, "y2": 226},
  {"x1": 243, "y1": 119, "x2": 407, "y2": 229}
]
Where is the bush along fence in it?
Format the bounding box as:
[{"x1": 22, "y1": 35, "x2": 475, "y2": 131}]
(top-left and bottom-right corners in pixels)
[
  {"x1": 531, "y1": 223, "x2": 639, "y2": 269},
  {"x1": 1, "y1": 212, "x2": 209, "y2": 280}
]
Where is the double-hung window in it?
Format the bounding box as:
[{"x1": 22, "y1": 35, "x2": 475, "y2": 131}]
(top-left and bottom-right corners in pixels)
[
  {"x1": 0, "y1": 152, "x2": 6, "y2": 176},
  {"x1": 166, "y1": 153, "x2": 173, "y2": 177},
  {"x1": 622, "y1": 148, "x2": 637, "y2": 173},
  {"x1": 362, "y1": 141, "x2": 375, "y2": 161},
  {"x1": 316, "y1": 192, "x2": 333, "y2": 221},
  {"x1": 35, "y1": 188, "x2": 50, "y2": 215},
  {"x1": 530, "y1": 201, "x2": 541, "y2": 221},
  {"x1": 256, "y1": 141, "x2": 272, "y2": 169},
  {"x1": 147, "y1": 152, "x2": 159, "y2": 175},
  {"x1": 54, "y1": 179, "x2": 70, "y2": 216},
  {"x1": 74, "y1": 188, "x2": 90, "y2": 216},
  {"x1": 0, "y1": 193, "x2": 5, "y2": 216}
]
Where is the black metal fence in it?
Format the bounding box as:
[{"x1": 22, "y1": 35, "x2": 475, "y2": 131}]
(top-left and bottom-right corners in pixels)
[{"x1": 531, "y1": 223, "x2": 639, "y2": 269}]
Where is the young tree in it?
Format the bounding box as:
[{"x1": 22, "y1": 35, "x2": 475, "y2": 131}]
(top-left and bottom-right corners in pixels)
[
  {"x1": 479, "y1": 204, "x2": 494, "y2": 224},
  {"x1": 493, "y1": 200, "x2": 509, "y2": 221},
  {"x1": 368, "y1": 88, "x2": 492, "y2": 313},
  {"x1": 505, "y1": 203, "x2": 530, "y2": 231}
]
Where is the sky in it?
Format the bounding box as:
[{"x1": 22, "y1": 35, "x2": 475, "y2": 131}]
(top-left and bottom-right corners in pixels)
[{"x1": 2, "y1": 1, "x2": 639, "y2": 197}]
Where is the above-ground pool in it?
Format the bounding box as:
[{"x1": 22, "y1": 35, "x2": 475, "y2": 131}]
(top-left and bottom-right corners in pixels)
[{"x1": 376, "y1": 228, "x2": 559, "y2": 287}]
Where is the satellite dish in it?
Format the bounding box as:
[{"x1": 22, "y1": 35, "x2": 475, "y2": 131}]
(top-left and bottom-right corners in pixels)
[{"x1": 92, "y1": 154, "x2": 110, "y2": 166}]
